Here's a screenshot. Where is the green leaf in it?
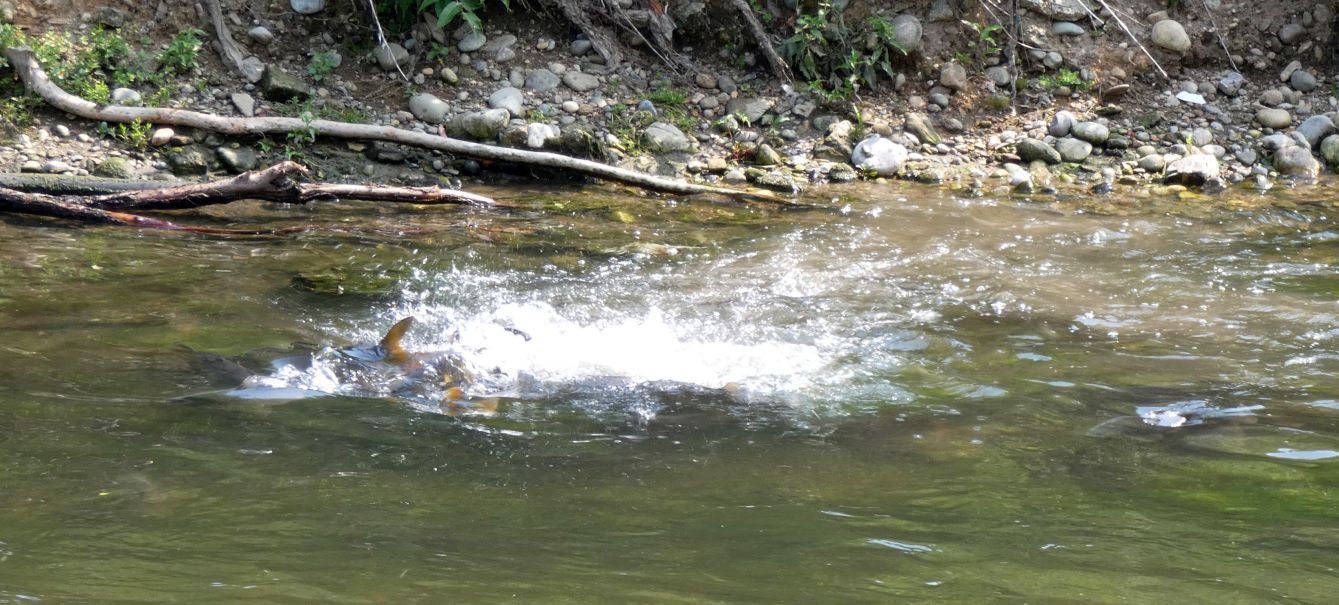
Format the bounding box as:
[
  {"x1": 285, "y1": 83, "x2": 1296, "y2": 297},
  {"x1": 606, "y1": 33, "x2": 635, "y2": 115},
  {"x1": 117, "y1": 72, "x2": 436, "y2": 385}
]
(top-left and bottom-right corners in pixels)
[
  {"x1": 437, "y1": 2, "x2": 463, "y2": 28},
  {"x1": 462, "y1": 11, "x2": 482, "y2": 32}
]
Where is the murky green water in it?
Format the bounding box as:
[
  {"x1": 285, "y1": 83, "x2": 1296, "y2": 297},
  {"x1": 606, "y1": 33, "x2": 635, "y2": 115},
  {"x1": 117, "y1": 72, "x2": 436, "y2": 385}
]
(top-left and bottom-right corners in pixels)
[{"x1": 3, "y1": 182, "x2": 1339, "y2": 603}]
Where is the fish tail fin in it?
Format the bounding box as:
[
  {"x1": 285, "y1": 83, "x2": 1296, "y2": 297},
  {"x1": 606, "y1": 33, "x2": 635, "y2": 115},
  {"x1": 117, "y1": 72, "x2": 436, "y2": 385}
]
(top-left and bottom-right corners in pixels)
[{"x1": 379, "y1": 317, "x2": 415, "y2": 362}]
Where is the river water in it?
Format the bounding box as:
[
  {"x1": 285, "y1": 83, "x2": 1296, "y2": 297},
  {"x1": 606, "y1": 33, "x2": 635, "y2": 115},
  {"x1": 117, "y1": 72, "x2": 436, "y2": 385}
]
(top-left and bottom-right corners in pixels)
[{"x1": 2, "y1": 182, "x2": 1338, "y2": 603}]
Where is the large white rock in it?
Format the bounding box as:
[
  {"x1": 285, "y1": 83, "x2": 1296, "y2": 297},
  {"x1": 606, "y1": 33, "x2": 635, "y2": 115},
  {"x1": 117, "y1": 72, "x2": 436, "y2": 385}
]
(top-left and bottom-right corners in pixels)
[
  {"x1": 641, "y1": 122, "x2": 696, "y2": 153},
  {"x1": 408, "y1": 93, "x2": 450, "y2": 124},
  {"x1": 1150, "y1": 20, "x2": 1190, "y2": 53},
  {"x1": 487, "y1": 87, "x2": 525, "y2": 118},
  {"x1": 891, "y1": 14, "x2": 922, "y2": 52},
  {"x1": 851, "y1": 135, "x2": 908, "y2": 177},
  {"x1": 454, "y1": 109, "x2": 511, "y2": 140},
  {"x1": 290, "y1": 0, "x2": 324, "y2": 14},
  {"x1": 526, "y1": 123, "x2": 560, "y2": 149},
  {"x1": 940, "y1": 62, "x2": 968, "y2": 91}
]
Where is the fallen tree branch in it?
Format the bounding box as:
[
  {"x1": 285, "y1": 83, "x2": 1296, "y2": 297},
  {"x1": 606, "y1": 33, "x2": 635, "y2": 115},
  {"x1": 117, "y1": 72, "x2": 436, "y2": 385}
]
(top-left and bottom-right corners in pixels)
[
  {"x1": 81, "y1": 161, "x2": 495, "y2": 211},
  {"x1": 0, "y1": 162, "x2": 495, "y2": 232},
  {"x1": 0, "y1": 185, "x2": 303, "y2": 234},
  {"x1": 4, "y1": 46, "x2": 791, "y2": 205}
]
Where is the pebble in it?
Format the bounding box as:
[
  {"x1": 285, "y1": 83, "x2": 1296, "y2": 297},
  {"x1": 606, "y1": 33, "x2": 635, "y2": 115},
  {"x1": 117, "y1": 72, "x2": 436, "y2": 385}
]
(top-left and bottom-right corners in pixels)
[
  {"x1": 458, "y1": 32, "x2": 486, "y2": 53},
  {"x1": 1151, "y1": 19, "x2": 1191, "y2": 52},
  {"x1": 1056, "y1": 137, "x2": 1092, "y2": 162},
  {"x1": 1052, "y1": 21, "x2": 1084, "y2": 36},
  {"x1": 409, "y1": 93, "x2": 450, "y2": 123},
  {"x1": 42, "y1": 160, "x2": 72, "y2": 173},
  {"x1": 939, "y1": 63, "x2": 967, "y2": 91},
  {"x1": 1255, "y1": 108, "x2": 1292, "y2": 129},
  {"x1": 1049, "y1": 110, "x2": 1075, "y2": 137},
  {"x1": 1290, "y1": 70, "x2": 1318, "y2": 93},
  {"x1": 149, "y1": 128, "x2": 174, "y2": 147},
  {"x1": 1217, "y1": 71, "x2": 1245, "y2": 96},
  {"x1": 525, "y1": 69, "x2": 561, "y2": 92},
  {"x1": 111, "y1": 88, "x2": 141, "y2": 105},
  {"x1": 563, "y1": 71, "x2": 600, "y2": 92},
  {"x1": 488, "y1": 87, "x2": 525, "y2": 118},
  {"x1": 290, "y1": 0, "x2": 324, "y2": 14},
  {"x1": 248, "y1": 26, "x2": 274, "y2": 44},
  {"x1": 230, "y1": 92, "x2": 255, "y2": 117},
  {"x1": 372, "y1": 43, "x2": 409, "y2": 71}
]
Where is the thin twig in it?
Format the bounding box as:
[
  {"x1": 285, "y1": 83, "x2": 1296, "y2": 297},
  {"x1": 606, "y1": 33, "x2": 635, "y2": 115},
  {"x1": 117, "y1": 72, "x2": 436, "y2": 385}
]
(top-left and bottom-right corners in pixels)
[
  {"x1": 1199, "y1": 0, "x2": 1238, "y2": 72},
  {"x1": 362, "y1": 0, "x2": 409, "y2": 81},
  {"x1": 1091, "y1": 0, "x2": 1167, "y2": 80},
  {"x1": 979, "y1": 0, "x2": 1062, "y2": 53},
  {"x1": 598, "y1": 0, "x2": 681, "y2": 75}
]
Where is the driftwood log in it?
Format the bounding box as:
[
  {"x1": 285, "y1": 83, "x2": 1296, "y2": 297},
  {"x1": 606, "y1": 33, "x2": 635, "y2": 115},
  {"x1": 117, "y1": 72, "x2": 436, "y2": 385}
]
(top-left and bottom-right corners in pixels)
[
  {"x1": 0, "y1": 161, "x2": 496, "y2": 233},
  {"x1": 3, "y1": 46, "x2": 792, "y2": 205}
]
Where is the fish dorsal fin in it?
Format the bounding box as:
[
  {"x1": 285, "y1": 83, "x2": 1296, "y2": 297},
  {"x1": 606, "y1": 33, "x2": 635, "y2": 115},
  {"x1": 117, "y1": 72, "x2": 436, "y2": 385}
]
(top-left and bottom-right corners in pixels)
[{"x1": 379, "y1": 317, "x2": 415, "y2": 364}]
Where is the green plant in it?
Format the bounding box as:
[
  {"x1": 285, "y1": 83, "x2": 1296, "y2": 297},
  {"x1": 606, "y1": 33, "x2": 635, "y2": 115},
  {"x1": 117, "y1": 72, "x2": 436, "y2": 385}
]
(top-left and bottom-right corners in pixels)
[
  {"x1": 647, "y1": 88, "x2": 687, "y2": 107},
  {"x1": 0, "y1": 95, "x2": 39, "y2": 135},
  {"x1": 960, "y1": 19, "x2": 1002, "y2": 63},
  {"x1": 0, "y1": 22, "x2": 24, "y2": 70},
  {"x1": 984, "y1": 94, "x2": 1012, "y2": 111},
  {"x1": 97, "y1": 119, "x2": 152, "y2": 148},
  {"x1": 426, "y1": 42, "x2": 451, "y2": 63},
  {"x1": 749, "y1": 0, "x2": 774, "y2": 25},
  {"x1": 378, "y1": 0, "x2": 509, "y2": 35},
  {"x1": 288, "y1": 110, "x2": 319, "y2": 146},
  {"x1": 321, "y1": 107, "x2": 370, "y2": 123},
  {"x1": 308, "y1": 50, "x2": 340, "y2": 81},
  {"x1": 607, "y1": 103, "x2": 656, "y2": 155},
  {"x1": 1036, "y1": 68, "x2": 1089, "y2": 92},
  {"x1": 144, "y1": 86, "x2": 173, "y2": 107},
  {"x1": 780, "y1": 3, "x2": 907, "y2": 100},
  {"x1": 27, "y1": 29, "x2": 132, "y2": 100},
  {"x1": 807, "y1": 79, "x2": 852, "y2": 105},
  {"x1": 862, "y1": 15, "x2": 907, "y2": 83},
  {"x1": 158, "y1": 28, "x2": 203, "y2": 77},
  {"x1": 851, "y1": 105, "x2": 866, "y2": 141}
]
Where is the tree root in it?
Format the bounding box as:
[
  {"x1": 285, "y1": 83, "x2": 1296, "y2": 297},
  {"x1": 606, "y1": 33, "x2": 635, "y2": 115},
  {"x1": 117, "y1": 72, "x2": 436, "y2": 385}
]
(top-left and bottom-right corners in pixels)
[
  {"x1": 198, "y1": 0, "x2": 262, "y2": 82},
  {"x1": 729, "y1": 0, "x2": 792, "y2": 83},
  {"x1": 3, "y1": 46, "x2": 794, "y2": 206}
]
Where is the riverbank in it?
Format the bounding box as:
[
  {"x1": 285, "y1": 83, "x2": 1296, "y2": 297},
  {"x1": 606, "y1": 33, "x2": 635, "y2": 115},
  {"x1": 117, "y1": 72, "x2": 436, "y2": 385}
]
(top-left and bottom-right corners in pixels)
[{"x1": 1, "y1": 0, "x2": 1336, "y2": 202}]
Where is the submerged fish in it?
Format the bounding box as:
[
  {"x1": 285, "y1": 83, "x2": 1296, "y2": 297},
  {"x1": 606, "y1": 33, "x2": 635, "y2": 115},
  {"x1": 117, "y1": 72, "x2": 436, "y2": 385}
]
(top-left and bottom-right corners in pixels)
[{"x1": 1087, "y1": 400, "x2": 1264, "y2": 440}]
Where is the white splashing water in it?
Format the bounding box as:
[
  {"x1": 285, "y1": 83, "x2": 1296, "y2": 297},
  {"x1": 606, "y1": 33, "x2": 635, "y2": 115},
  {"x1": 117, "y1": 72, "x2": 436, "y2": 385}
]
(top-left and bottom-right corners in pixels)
[
  {"x1": 401, "y1": 300, "x2": 829, "y2": 396},
  {"x1": 256, "y1": 221, "x2": 934, "y2": 413}
]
